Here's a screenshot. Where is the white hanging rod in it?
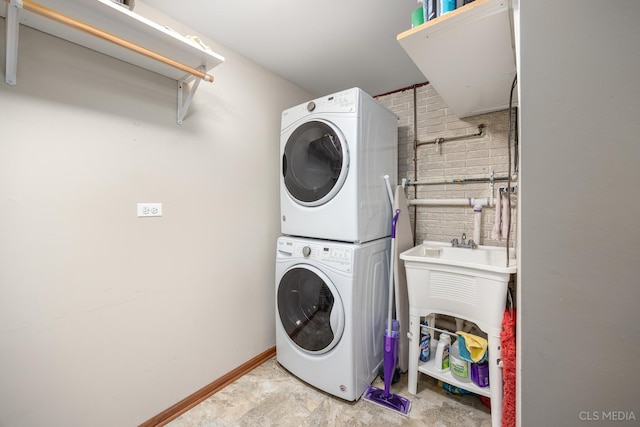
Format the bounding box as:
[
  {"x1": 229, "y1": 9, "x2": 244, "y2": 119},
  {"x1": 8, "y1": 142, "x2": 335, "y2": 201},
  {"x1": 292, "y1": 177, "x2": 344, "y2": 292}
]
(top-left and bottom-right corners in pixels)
[
  {"x1": 408, "y1": 197, "x2": 494, "y2": 207},
  {"x1": 15, "y1": 0, "x2": 214, "y2": 83}
]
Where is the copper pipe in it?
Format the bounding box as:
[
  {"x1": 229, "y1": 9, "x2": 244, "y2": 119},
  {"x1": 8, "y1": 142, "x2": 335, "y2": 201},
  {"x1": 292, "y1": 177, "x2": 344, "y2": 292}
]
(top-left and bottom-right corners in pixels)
[
  {"x1": 408, "y1": 176, "x2": 512, "y2": 186},
  {"x1": 375, "y1": 81, "x2": 428, "y2": 98},
  {"x1": 412, "y1": 84, "x2": 419, "y2": 244}
]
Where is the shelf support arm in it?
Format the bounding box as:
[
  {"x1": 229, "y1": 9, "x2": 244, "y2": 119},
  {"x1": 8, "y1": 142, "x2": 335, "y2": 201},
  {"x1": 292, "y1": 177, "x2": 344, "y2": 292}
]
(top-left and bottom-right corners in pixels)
[
  {"x1": 5, "y1": 0, "x2": 22, "y2": 85},
  {"x1": 177, "y1": 68, "x2": 204, "y2": 125}
]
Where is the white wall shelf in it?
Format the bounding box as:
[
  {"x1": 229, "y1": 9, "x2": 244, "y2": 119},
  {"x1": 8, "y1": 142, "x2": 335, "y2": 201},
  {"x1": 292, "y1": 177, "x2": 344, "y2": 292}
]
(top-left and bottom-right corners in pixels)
[
  {"x1": 3, "y1": 0, "x2": 225, "y2": 123},
  {"x1": 397, "y1": 0, "x2": 516, "y2": 118}
]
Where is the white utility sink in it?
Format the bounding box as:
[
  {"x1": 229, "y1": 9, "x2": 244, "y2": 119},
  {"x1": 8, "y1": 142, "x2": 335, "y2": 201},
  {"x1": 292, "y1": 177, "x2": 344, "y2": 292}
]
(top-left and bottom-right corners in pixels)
[
  {"x1": 400, "y1": 240, "x2": 517, "y2": 336},
  {"x1": 401, "y1": 240, "x2": 517, "y2": 427},
  {"x1": 400, "y1": 241, "x2": 516, "y2": 275}
]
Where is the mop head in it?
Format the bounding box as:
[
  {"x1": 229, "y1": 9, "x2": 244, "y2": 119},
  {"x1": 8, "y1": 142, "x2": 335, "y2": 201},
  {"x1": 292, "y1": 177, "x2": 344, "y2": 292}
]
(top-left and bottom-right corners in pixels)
[
  {"x1": 501, "y1": 308, "x2": 516, "y2": 427},
  {"x1": 363, "y1": 385, "x2": 412, "y2": 416},
  {"x1": 363, "y1": 321, "x2": 411, "y2": 415}
]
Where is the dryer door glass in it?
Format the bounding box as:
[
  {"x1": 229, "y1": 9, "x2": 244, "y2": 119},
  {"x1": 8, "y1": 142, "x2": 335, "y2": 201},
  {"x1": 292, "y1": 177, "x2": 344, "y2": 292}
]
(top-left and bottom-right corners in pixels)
[
  {"x1": 282, "y1": 120, "x2": 348, "y2": 206},
  {"x1": 277, "y1": 266, "x2": 345, "y2": 354}
]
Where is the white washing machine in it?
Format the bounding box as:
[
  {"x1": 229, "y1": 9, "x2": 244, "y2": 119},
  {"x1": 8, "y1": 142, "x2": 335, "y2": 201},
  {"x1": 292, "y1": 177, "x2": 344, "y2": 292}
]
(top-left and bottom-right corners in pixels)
[
  {"x1": 275, "y1": 235, "x2": 390, "y2": 401},
  {"x1": 280, "y1": 87, "x2": 398, "y2": 243}
]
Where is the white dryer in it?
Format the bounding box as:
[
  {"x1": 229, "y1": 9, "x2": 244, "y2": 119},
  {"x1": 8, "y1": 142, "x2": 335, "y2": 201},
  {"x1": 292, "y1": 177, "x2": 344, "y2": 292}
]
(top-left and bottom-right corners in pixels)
[
  {"x1": 275, "y1": 235, "x2": 390, "y2": 401},
  {"x1": 280, "y1": 87, "x2": 397, "y2": 243}
]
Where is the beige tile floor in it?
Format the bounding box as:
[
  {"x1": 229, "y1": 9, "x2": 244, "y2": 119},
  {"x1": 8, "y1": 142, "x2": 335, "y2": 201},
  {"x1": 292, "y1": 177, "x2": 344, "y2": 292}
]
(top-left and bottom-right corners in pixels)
[{"x1": 167, "y1": 357, "x2": 491, "y2": 427}]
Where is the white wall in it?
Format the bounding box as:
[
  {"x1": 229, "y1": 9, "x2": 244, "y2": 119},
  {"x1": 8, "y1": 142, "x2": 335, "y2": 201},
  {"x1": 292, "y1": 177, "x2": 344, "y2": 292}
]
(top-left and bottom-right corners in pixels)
[
  {"x1": 520, "y1": 1, "x2": 640, "y2": 425},
  {"x1": 0, "y1": 12, "x2": 312, "y2": 427}
]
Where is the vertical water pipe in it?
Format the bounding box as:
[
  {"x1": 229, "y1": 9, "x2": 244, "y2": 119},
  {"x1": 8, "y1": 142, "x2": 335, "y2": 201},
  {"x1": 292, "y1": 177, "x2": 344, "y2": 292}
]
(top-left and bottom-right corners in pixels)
[
  {"x1": 412, "y1": 85, "x2": 419, "y2": 245},
  {"x1": 473, "y1": 203, "x2": 483, "y2": 245},
  {"x1": 506, "y1": 74, "x2": 518, "y2": 266}
]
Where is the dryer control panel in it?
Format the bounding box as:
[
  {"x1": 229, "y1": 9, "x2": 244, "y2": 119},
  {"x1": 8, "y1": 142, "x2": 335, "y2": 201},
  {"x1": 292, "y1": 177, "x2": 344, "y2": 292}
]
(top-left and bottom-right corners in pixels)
[
  {"x1": 314, "y1": 89, "x2": 357, "y2": 113},
  {"x1": 277, "y1": 239, "x2": 353, "y2": 273},
  {"x1": 281, "y1": 87, "x2": 360, "y2": 129}
]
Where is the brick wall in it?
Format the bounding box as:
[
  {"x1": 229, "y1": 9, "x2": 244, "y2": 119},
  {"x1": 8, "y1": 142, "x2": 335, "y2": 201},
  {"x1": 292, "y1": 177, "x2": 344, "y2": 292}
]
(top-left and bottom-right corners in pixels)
[{"x1": 376, "y1": 84, "x2": 517, "y2": 248}]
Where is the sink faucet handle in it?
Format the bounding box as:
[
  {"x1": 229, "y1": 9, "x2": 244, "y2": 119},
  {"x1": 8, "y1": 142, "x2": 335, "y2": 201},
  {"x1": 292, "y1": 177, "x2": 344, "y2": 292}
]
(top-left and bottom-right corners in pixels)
[{"x1": 451, "y1": 238, "x2": 459, "y2": 246}]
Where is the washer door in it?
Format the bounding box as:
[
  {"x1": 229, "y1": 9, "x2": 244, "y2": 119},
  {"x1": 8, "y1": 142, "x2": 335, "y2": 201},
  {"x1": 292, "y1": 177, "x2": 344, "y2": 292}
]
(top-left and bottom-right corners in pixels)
[
  {"x1": 282, "y1": 120, "x2": 349, "y2": 206},
  {"x1": 277, "y1": 265, "x2": 345, "y2": 354}
]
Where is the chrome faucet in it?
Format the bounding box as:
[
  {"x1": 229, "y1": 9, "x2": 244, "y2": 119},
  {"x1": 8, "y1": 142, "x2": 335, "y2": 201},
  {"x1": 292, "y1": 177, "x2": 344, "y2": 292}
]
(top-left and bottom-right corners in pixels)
[{"x1": 451, "y1": 232, "x2": 477, "y2": 249}]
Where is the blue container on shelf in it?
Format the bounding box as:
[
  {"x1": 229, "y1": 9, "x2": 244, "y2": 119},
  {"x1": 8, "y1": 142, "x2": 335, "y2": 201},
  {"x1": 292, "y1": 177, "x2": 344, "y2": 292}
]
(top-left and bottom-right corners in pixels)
[{"x1": 441, "y1": 0, "x2": 456, "y2": 15}]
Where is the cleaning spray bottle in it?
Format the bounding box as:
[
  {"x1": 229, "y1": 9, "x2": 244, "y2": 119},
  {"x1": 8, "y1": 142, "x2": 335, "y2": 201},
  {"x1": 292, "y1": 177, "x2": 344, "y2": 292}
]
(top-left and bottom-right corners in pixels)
[
  {"x1": 419, "y1": 321, "x2": 431, "y2": 362},
  {"x1": 434, "y1": 333, "x2": 451, "y2": 372}
]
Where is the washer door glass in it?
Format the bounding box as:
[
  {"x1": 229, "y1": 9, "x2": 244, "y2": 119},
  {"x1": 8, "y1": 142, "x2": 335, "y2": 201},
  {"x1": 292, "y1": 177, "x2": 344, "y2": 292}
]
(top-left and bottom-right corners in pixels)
[
  {"x1": 282, "y1": 120, "x2": 348, "y2": 206},
  {"x1": 277, "y1": 265, "x2": 345, "y2": 354}
]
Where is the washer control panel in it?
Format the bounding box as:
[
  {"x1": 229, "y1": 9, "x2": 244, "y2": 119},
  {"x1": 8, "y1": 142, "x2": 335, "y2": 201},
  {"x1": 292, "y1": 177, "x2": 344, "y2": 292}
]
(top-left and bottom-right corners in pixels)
[{"x1": 277, "y1": 239, "x2": 353, "y2": 273}]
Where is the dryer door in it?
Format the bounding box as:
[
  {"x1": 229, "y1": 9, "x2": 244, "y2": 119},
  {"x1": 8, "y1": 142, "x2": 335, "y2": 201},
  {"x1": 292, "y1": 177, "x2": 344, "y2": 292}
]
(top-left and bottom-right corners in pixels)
[
  {"x1": 282, "y1": 120, "x2": 349, "y2": 207},
  {"x1": 277, "y1": 265, "x2": 345, "y2": 354}
]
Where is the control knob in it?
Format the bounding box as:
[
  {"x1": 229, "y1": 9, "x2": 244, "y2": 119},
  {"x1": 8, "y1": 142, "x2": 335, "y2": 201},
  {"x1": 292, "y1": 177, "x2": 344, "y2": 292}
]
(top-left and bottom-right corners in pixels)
[{"x1": 302, "y1": 246, "x2": 311, "y2": 257}]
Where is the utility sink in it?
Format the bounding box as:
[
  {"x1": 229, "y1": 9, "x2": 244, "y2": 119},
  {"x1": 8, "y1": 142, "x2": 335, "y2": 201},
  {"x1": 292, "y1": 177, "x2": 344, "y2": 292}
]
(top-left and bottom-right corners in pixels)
[
  {"x1": 400, "y1": 241, "x2": 516, "y2": 275},
  {"x1": 402, "y1": 240, "x2": 517, "y2": 427},
  {"x1": 400, "y1": 241, "x2": 517, "y2": 336}
]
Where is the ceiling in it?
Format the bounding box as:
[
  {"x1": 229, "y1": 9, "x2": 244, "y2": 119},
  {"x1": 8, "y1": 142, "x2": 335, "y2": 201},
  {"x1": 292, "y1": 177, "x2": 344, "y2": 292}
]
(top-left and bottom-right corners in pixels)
[{"x1": 142, "y1": 0, "x2": 428, "y2": 97}]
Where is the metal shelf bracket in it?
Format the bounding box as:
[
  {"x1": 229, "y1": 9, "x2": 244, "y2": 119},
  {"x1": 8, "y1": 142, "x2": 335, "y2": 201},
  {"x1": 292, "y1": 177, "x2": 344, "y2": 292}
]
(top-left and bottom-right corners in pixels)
[
  {"x1": 5, "y1": 0, "x2": 23, "y2": 85},
  {"x1": 177, "y1": 66, "x2": 204, "y2": 125}
]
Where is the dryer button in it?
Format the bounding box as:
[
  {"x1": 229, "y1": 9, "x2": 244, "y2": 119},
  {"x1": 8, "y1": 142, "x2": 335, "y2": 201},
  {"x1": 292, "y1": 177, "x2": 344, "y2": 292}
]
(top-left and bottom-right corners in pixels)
[{"x1": 307, "y1": 101, "x2": 316, "y2": 112}]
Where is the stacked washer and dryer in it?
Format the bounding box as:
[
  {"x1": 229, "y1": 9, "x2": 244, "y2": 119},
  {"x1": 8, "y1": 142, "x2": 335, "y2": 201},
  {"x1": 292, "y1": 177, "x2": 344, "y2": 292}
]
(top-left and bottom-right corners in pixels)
[{"x1": 275, "y1": 87, "x2": 398, "y2": 401}]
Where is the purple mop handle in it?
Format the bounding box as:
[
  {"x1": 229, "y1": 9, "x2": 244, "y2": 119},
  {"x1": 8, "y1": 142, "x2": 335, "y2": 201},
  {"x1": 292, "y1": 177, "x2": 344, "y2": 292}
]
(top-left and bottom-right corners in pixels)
[
  {"x1": 385, "y1": 209, "x2": 402, "y2": 341},
  {"x1": 392, "y1": 209, "x2": 400, "y2": 238}
]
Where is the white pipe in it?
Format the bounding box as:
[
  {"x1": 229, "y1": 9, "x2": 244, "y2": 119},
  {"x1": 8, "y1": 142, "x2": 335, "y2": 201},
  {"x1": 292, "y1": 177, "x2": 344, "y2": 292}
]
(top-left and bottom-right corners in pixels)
[
  {"x1": 408, "y1": 197, "x2": 492, "y2": 245},
  {"x1": 408, "y1": 197, "x2": 493, "y2": 207},
  {"x1": 473, "y1": 204, "x2": 482, "y2": 244}
]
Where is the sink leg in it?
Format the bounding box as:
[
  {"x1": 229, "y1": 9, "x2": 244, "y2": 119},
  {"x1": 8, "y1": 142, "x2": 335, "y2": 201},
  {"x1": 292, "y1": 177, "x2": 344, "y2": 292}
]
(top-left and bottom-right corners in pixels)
[
  {"x1": 407, "y1": 314, "x2": 420, "y2": 395},
  {"x1": 487, "y1": 333, "x2": 503, "y2": 427}
]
